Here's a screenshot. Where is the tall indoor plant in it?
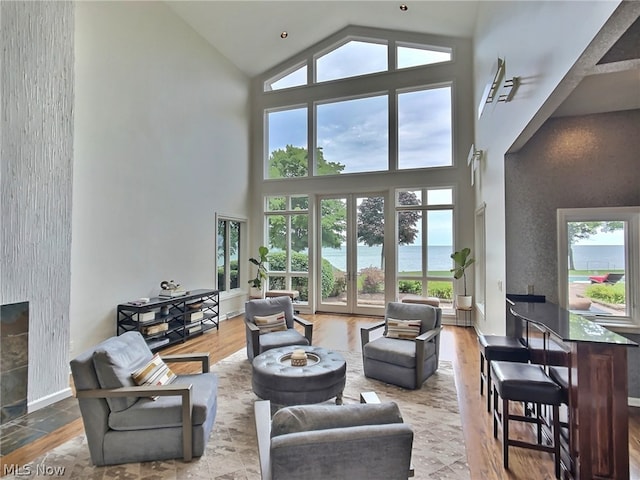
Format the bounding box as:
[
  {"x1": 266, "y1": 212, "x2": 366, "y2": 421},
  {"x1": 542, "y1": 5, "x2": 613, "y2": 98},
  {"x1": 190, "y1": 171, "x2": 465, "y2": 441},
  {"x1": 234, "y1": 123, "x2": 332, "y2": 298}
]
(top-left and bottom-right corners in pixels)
[
  {"x1": 248, "y1": 246, "x2": 269, "y2": 298},
  {"x1": 450, "y1": 247, "x2": 475, "y2": 309}
]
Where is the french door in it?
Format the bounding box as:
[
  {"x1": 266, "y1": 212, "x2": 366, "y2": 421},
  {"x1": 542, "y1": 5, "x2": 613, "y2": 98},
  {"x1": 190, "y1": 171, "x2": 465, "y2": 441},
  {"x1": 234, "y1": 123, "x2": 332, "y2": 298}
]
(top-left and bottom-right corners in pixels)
[{"x1": 317, "y1": 193, "x2": 386, "y2": 315}]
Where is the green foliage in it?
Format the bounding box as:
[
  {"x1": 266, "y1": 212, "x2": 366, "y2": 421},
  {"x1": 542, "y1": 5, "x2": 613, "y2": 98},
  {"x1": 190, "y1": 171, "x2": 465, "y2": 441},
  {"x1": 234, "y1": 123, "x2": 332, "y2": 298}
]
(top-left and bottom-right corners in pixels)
[
  {"x1": 429, "y1": 283, "x2": 453, "y2": 300},
  {"x1": 322, "y1": 259, "x2": 338, "y2": 298},
  {"x1": 399, "y1": 280, "x2": 422, "y2": 294},
  {"x1": 360, "y1": 267, "x2": 384, "y2": 294},
  {"x1": 268, "y1": 145, "x2": 345, "y2": 179},
  {"x1": 267, "y1": 252, "x2": 336, "y2": 300},
  {"x1": 450, "y1": 248, "x2": 475, "y2": 295},
  {"x1": 217, "y1": 260, "x2": 239, "y2": 290},
  {"x1": 585, "y1": 283, "x2": 625, "y2": 304},
  {"x1": 356, "y1": 191, "x2": 420, "y2": 268},
  {"x1": 248, "y1": 246, "x2": 269, "y2": 289},
  {"x1": 320, "y1": 199, "x2": 346, "y2": 249},
  {"x1": 398, "y1": 280, "x2": 453, "y2": 299},
  {"x1": 357, "y1": 197, "x2": 385, "y2": 247}
]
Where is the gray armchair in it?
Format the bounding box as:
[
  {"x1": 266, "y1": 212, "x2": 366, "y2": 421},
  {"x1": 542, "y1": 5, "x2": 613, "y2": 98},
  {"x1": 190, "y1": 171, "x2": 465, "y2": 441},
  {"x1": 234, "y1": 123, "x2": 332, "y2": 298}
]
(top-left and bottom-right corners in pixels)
[
  {"x1": 254, "y1": 399, "x2": 414, "y2": 480},
  {"x1": 361, "y1": 302, "x2": 442, "y2": 389},
  {"x1": 245, "y1": 296, "x2": 313, "y2": 360},
  {"x1": 69, "y1": 331, "x2": 218, "y2": 466}
]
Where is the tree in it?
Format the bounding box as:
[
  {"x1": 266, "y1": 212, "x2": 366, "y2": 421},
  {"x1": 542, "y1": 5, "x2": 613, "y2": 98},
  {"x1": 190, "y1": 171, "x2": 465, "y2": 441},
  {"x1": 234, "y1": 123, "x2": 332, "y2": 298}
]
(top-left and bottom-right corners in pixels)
[
  {"x1": 357, "y1": 191, "x2": 420, "y2": 268},
  {"x1": 268, "y1": 145, "x2": 345, "y2": 179},
  {"x1": 267, "y1": 146, "x2": 346, "y2": 252},
  {"x1": 567, "y1": 221, "x2": 624, "y2": 270}
]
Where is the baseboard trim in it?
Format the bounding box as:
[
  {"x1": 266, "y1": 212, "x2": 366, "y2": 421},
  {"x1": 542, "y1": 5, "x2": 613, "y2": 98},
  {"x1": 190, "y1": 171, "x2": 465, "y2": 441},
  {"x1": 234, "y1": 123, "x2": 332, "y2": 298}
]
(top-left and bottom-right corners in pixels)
[
  {"x1": 28, "y1": 387, "x2": 72, "y2": 413},
  {"x1": 628, "y1": 397, "x2": 640, "y2": 407}
]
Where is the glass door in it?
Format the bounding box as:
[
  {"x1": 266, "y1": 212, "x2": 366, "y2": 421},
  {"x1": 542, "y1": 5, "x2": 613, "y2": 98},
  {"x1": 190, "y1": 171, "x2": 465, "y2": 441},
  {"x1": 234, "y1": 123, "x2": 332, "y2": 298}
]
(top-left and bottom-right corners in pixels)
[{"x1": 317, "y1": 193, "x2": 386, "y2": 314}]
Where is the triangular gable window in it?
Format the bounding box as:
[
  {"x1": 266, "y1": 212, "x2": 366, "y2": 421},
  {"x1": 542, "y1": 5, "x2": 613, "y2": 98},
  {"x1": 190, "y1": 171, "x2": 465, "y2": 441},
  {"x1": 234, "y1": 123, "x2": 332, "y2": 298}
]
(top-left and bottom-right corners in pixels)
[
  {"x1": 316, "y1": 40, "x2": 387, "y2": 83},
  {"x1": 265, "y1": 64, "x2": 307, "y2": 91},
  {"x1": 397, "y1": 43, "x2": 452, "y2": 69}
]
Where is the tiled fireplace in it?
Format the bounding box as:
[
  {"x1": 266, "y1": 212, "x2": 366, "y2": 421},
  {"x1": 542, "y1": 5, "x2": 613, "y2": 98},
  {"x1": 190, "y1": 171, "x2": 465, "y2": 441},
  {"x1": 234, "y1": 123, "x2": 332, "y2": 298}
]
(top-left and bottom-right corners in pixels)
[{"x1": 1, "y1": 302, "x2": 29, "y2": 424}]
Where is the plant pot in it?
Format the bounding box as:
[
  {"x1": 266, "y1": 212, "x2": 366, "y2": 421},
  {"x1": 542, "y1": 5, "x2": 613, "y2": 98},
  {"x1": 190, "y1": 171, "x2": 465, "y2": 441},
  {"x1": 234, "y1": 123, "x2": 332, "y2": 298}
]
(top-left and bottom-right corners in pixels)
[
  {"x1": 456, "y1": 295, "x2": 473, "y2": 309},
  {"x1": 250, "y1": 287, "x2": 265, "y2": 299}
]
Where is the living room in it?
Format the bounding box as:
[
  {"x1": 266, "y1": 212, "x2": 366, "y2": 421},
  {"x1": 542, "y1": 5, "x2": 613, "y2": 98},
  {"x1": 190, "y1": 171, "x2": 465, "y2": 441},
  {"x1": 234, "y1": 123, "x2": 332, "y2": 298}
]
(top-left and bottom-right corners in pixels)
[{"x1": 2, "y1": 1, "x2": 639, "y2": 478}]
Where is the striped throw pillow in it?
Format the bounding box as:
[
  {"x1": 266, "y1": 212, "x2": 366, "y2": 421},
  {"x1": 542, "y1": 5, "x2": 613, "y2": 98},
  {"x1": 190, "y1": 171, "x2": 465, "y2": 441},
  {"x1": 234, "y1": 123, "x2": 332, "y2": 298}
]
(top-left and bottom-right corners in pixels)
[
  {"x1": 131, "y1": 354, "x2": 176, "y2": 400},
  {"x1": 254, "y1": 311, "x2": 287, "y2": 334},
  {"x1": 385, "y1": 318, "x2": 421, "y2": 340}
]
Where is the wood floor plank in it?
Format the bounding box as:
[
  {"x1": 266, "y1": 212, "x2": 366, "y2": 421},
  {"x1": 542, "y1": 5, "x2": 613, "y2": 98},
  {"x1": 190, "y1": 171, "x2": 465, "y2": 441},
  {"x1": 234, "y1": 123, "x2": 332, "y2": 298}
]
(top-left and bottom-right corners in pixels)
[{"x1": 3, "y1": 313, "x2": 638, "y2": 480}]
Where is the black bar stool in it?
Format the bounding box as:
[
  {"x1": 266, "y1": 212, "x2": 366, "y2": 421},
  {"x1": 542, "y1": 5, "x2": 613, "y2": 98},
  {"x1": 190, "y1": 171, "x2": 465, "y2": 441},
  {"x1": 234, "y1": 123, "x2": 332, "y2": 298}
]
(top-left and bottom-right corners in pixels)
[
  {"x1": 491, "y1": 360, "x2": 562, "y2": 478},
  {"x1": 478, "y1": 334, "x2": 530, "y2": 412},
  {"x1": 549, "y1": 365, "x2": 571, "y2": 476}
]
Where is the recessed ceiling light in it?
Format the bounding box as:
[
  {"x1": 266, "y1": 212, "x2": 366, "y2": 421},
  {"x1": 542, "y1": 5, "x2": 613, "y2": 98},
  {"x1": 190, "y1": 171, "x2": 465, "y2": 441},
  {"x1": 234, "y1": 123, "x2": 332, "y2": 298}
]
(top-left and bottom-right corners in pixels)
[
  {"x1": 399, "y1": 4, "x2": 408, "y2": 11},
  {"x1": 280, "y1": 31, "x2": 288, "y2": 39}
]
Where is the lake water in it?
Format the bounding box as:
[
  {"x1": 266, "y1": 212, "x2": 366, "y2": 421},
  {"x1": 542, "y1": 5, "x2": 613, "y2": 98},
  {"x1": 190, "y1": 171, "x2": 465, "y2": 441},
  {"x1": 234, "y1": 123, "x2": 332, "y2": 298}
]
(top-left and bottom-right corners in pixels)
[{"x1": 321, "y1": 244, "x2": 625, "y2": 273}]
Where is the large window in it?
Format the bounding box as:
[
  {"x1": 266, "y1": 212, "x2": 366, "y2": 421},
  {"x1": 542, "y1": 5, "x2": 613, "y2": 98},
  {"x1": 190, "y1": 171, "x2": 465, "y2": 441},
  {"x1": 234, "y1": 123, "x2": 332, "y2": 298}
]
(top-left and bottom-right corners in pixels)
[
  {"x1": 558, "y1": 207, "x2": 639, "y2": 327},
  {"x1": 217, "y1": 216, "x2": 246, "y2": 293},
  {"x1": 257, "y1": 27, "x2": 468, "y2": 313},
  {"x1": 266, "y1": 107, "x2": 308, "y2": 179},
  {"x1": 316, "y1": 95, "x2": 388, "y2": 174},
  {"x1": 396, "y1": 187, "x2": 454, "y2": 312},
  {"x1": 397, "y1": 86, "x2": 452, "y2": 169},
  {"x1": 265, "y1": 195, "x2": 310, "y2": 303},
  {"x1": 263, "y1": 29, "x2": 456, "y2": 180}
]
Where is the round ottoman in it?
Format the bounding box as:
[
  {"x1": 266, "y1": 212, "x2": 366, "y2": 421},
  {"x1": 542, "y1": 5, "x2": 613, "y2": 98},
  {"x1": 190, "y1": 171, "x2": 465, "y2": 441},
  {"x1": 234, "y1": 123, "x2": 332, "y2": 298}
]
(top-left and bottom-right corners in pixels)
[{"x1": 252, "y1": 345, "x2": 346, "y2": 405}]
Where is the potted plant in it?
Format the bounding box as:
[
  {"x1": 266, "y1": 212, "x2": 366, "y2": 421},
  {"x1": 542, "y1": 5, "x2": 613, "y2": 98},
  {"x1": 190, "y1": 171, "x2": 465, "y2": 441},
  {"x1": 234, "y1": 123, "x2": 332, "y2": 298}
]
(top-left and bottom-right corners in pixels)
[
  {"x1": 248, "y1": 246, "x2": 269, "y2": 298},
  {"x1": 450, "y1": 247, "x2": 475, "y2": 309}
]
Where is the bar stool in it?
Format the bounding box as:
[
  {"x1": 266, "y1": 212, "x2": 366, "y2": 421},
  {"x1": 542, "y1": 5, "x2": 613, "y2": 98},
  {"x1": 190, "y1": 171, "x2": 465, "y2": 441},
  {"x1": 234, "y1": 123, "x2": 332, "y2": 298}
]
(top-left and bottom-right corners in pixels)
[
  {"x1": 549, "y1": 366, "x2": 571, "y2": 476},
  {"x1": 478, "y1": 334, "x2": 530, "y2": 412},
  {"x1": 491, "y1": 360, "x2": 562, "y2": 479}
]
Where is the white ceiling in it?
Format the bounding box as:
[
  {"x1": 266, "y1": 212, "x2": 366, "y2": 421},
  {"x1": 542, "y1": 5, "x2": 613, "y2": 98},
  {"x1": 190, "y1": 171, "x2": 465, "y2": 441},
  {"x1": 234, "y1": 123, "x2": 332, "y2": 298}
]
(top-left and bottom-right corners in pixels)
[
  {"x1": 167, "y1": 1, "x2": 639, "y2": 118},
  {"x1": 166, "y1": 1, "x2": 479, "y2": 77}
]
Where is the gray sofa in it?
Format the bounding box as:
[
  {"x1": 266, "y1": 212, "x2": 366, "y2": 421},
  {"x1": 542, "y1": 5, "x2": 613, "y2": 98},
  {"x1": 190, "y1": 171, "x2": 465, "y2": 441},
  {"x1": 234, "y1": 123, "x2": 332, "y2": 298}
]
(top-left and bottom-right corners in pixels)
[
  {"x1": 69, "y1": 331, "x2": 218, "y2": 465},
  {"x1": 361, "y1": 302, "x2": 442, "y2": 389},
  {"x1": 255, "y1": 399, "x2": 414, "y2": 480}
]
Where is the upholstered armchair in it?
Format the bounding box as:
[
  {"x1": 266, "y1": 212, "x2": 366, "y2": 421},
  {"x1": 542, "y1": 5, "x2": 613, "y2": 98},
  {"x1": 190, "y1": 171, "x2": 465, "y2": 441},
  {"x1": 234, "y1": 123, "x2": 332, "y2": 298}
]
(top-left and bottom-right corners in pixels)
[
  {"x1": 69, "y1": 331, "x2": 218, "y2": 466},
  {"x1": 245, "y1": 296, "x2": 313, "y2": 360},
  {"x1": 361, "y1": 302, "x2": 442, "y2": 389},
  {"x1": 254, "y1": 399, "x2": 414, "y2": 480}
]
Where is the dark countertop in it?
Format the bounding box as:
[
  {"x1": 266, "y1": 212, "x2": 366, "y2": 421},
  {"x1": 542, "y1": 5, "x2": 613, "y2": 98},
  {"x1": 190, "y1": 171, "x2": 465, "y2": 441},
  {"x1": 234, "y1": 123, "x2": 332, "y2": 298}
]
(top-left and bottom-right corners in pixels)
[{"x1": 509, "y1": 301, "x2": 638, "y2": 346}]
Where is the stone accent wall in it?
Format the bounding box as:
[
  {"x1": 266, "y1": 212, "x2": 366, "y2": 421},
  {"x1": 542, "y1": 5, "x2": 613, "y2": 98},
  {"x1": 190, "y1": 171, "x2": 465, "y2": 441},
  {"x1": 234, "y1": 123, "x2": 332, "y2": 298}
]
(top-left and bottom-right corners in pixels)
[{"x1": 1, "y1": 302, "x2": 29, "y2": 423}]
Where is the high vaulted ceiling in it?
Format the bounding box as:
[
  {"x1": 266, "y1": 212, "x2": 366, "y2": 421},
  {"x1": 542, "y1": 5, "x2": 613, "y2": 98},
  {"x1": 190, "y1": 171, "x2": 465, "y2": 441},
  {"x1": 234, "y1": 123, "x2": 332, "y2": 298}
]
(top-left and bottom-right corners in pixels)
[
  {"x1": 167, "y1": 1, "x2": 640, "y2": 118},
  {"x1": 166, "y1": 1, "x2": 479, "y2": 77}
]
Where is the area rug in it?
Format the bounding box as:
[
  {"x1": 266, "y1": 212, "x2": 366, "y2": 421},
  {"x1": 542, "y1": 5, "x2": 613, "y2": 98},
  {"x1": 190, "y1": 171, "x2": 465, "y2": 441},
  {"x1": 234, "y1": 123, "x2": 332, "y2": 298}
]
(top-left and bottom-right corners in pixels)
[{"x1": 7, "y1": 350, "x2": 469, "y2": 479}]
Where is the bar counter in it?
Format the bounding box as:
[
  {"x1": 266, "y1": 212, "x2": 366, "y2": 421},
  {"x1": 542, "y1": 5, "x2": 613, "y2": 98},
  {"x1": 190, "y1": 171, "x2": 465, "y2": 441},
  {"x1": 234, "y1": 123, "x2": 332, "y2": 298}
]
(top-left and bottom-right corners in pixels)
[{"x1": 509, "y1": 300, "x2": 637, "y2": 480}]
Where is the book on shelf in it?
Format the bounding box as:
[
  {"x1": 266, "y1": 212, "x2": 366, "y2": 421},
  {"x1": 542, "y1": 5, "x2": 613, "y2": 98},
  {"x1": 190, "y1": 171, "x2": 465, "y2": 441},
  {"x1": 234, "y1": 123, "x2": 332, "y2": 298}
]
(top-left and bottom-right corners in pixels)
[
  {"x1": 188, "y1": 310, "x2": 204, "y2": 321},
  {"x1": 141, "y1": 323, "x2": 168, "y2": 336},
  {"x1": 137, "y1": 311, "x2": 156, "y2": 323},
  {"x1": 158, "y1": 289, "x2": 187, "y2": 298},
  {"x1": 185, "y1": 319, "x2": 201, "y2": 329}
]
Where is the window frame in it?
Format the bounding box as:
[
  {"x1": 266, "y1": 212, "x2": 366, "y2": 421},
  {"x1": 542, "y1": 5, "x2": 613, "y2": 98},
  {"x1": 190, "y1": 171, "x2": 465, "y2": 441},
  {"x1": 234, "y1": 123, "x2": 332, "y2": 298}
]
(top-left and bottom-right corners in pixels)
[
  {"x1": 215, "y1": 214, "x2": 247, "y2": 295},
  {"x1": 395, "y1": 186, "x2": 455, "y2": 314},
  {"x1": 264, "y1": 195, "x2": 310, "y2": 304},
  {"x1": 557, "y1": 206, "x2": 640, "y2": 328}
]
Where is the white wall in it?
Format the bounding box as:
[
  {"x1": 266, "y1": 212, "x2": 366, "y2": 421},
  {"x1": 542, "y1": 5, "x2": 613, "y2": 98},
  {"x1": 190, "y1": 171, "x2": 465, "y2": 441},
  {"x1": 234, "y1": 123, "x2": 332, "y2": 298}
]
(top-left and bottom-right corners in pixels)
[
  {"x1": 473, "y1": 1, "x2": 620, "y2": 335},
  {"x1": 71, "y1": 1, "x2": 250, "y2": 358}
]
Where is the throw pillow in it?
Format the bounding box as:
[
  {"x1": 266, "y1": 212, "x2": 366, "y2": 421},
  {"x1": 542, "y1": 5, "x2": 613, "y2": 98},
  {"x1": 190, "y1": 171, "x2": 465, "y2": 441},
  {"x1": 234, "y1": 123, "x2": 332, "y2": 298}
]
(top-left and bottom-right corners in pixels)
[
  {"x1": 385, "y1": 318, "x2": 421, "y2": 340},
  {"x1": 254, "y1": 311, "x2": 287, "y2": 334},
  {"x1": 131, "y1": 353, "x2": 176, "y2": 400}
]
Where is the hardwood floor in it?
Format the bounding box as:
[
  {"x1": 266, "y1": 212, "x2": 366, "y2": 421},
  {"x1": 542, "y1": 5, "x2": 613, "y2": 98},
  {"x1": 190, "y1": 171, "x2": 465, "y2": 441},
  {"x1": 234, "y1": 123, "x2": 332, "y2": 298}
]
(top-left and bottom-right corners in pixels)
[{"x1": 2, "y1": 313, "x2": 639, "y2": 479}]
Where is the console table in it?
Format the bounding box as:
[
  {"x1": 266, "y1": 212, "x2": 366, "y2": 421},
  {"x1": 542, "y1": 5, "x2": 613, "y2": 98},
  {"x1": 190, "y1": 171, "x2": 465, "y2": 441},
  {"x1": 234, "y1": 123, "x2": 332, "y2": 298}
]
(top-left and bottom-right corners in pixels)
[
  {"x1": 509, "y1": 300, "x2": 637, "y2": 480},
  {"x1": 117, "y1": 289, "x2": 219, "y2": 351}
]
